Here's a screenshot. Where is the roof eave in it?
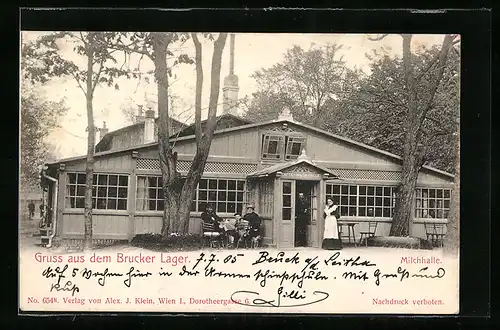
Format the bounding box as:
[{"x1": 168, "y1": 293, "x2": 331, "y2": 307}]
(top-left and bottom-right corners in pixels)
[{"x1": 48, "y1": 118, "x2": 455, "y2": 180}]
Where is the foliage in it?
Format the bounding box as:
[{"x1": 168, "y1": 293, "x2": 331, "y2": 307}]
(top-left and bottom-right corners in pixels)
[
  {"x1": 23, "y1": 32, "x2": 135, "y2": 249},
  {"x1": 23, "y1": 32, "x2": 133, "y2": 92},
  {"x1": 338, "y1": 45, "x2": 460, "y2": 173},
  {"x1": 244, "y1": 44, "x2": 348, "y2": 127},
  {"x1": 246, "y1": 41, "x2": 459, "y2": 173},
  {"x1": 130, "y1": 233, "x2": 202, "y2": 251},
  {"x1": 20, "y1": 80, "x2": 68, "y2": 187}
]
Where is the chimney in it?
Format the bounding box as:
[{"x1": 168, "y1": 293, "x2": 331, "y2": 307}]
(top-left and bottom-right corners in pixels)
[
  {"x1": 144, "y1": 108, "x2": 155, "y2": 144},
  {"x1": 222, "y1": 33, "x2": 239, "y2": 115},
  {"x1": 98, "y1": 121, "x2": 109, "y2": 141},
  {"x1": 136, "y1": 105, "x2": 145, "y2": 123}
]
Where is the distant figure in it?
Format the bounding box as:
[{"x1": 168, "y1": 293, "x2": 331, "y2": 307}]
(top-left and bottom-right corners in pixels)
[{"x1": 27, "y1": 201, "x2": 35, "y2": 220}]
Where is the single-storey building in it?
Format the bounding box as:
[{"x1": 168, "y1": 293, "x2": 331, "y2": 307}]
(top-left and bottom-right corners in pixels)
[{"x1": 40, "y1": 108, "x2": 454, "y2": 248}]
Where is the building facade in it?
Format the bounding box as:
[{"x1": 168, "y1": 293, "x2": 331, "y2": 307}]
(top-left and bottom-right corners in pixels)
[{"x1": 41, "y1": 111, "x2": 453, "y2": 248}]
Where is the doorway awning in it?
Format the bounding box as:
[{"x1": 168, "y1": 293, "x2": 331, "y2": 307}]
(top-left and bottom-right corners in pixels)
[{"x1": 247, "y1": 150, "x2": 340, "y2": 180}]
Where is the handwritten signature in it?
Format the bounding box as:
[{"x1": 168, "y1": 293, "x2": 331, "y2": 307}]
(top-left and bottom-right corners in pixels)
[{"x1": 230, "y1": 286, "x2": 329, "y2": 308}]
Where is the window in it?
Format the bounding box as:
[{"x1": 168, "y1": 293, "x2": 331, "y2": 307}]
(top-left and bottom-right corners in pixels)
[
  {"x1": 261, "y1": 134, "x2": 284, "y2": 160},
  {"x1": 282, "y1": 181, "x2": 292, "y2": 220},
  {"x1": 196, "y1": 178, "x2": 246, "y2": 214},
  {"x1": 415, "y1": 188, "x2": 451, "y2": 219},
  {"x1": 135, "y1": 176, "x2": 246, "y2": 214},
  {"x1": 66, "y1": 173, "x2": 128, "y2": 210},
  {"x1": 326, "y1": 184, "x2": 396, "y2": 218},
  {"x1": 137, "y1": 176, "x2": 164, "y2": 211},
  {"x1": 285, "y1": 136, "x2": 306, "y2": 160}
]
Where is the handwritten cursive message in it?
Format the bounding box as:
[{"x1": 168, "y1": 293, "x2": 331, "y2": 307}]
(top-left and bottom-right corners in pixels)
[{"x1": 29, "y1": 250, "x2": 448, "y2": 311}]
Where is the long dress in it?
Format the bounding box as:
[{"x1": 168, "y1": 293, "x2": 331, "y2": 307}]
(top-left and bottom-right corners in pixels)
[{"x1": 322, "y1": 205, "x2": 342, "y2": 250}]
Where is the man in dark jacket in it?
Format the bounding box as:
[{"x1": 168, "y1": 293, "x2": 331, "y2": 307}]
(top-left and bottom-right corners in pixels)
[
  {"x1": 243, "y1": 204, "x2": 261, "y2": 238},
  {"x1": 295, "y1": 192, "x2": 310, "y2": 247},
  {"x1": 200, "y1": 204, "x2": 223, "y2": 233}
]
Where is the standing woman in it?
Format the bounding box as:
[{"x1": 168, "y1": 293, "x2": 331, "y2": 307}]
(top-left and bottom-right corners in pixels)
[{"x1": 322, "y1": 197, "x2": 342, "y2": 250}]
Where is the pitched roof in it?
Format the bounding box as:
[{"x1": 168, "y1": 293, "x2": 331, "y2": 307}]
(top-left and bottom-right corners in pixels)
[
  {"x1": 95, "y1": 117, "x2": 187, "y2": 152},
  {"x1": 247, "y1": 158, "x2": 340, "y2": 179},
  {"x1": 48, "y1": 117, "x2": 454, "y2": 180},
  {"x1": 174, "y1": 113, "x2": 253, "y2": 137}
]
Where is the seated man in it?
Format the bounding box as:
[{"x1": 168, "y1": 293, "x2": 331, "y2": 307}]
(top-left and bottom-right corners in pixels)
[
  {"x1": 243, "y1": 204, "x2": 262, "y2": 248},
  {"x1": 201, "y1": 204, "x2": 224, "y2": 232}
]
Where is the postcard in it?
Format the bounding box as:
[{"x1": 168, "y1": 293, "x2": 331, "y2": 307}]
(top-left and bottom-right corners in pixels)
[{"x1": 19, "y1": 31, "x2": 460, "y2": 314}]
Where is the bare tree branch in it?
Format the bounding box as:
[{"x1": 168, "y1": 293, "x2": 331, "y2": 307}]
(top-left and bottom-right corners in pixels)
[
  {"x1": 418, "y1": 34, "x2": 456, "y2": 126},
  {"x1": 69, "y1": 71, "x2": 87, "y2": 97},
  {"x1": 367, "y1": 34, "x2": 389, "y2": 41},
  {"x1": 91, "y1": 58, "x2": 106, "y2": 95}
]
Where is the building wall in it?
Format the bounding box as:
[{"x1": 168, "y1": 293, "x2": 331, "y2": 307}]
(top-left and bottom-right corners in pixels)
[
  {"x1": 54, "y1": 122, "x2": 454, "y2": 242},
  {"x1": 57, "y1": 152, "x2": 134, "y2": 239}
]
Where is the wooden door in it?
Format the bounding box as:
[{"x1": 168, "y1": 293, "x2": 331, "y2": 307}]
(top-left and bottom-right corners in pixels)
[
  {"x1": 278, "y1": 180, "x2": 295, "y2": 248},
  {"x1": 307, "y1": 182, "x2": 319, "y2": 247}
]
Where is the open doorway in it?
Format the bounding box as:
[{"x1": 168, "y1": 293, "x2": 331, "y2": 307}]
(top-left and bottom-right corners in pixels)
[{"x1": 294, "y1": 180, "x2": 316, "y2": 247}]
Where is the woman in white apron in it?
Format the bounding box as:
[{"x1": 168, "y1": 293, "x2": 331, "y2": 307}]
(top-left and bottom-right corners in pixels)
[{"x1": 322, "y1": 197, "x2": 342, "y2": 250}]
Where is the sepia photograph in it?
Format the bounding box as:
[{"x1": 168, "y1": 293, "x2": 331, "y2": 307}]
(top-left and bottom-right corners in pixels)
[{"x1": 19, "y1": 29, "x2": 461, "y2": 314}]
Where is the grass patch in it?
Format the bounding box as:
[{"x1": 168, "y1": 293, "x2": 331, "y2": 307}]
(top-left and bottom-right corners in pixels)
[{"x1": 131, "y1": 233, "x2": 202, "y2": 251}]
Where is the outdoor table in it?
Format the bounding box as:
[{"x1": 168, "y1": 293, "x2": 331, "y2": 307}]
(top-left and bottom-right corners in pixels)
[{"x1": 338, "y1": 222, "x2": 358, "y2": 246}]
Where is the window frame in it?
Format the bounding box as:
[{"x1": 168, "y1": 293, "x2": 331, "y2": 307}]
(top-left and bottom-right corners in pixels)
[
  {"x1": 325, "y1": 183, "x2": 396, "y2": 219},
  {"x1": 284, "y1": 136, "x2": 307, "y2": 160},
  {"x1": 261, "y1": 133, "x2": 284, "y2": 161},
  {"x1": 135, "y1": 175, "x2": 246, "y2": 215},
  {"x1": 136, "y1": 175, "x2": 165, "y2": 212},
  {"x1": 65, "y1": 172, "x2": 130, "y2": 211},
  {"x1": 195, "y1": 178, "x2": 246, "y2": 214},
  {"x1": 414, "y1": 187, "x2": 451, "y2": 220}
]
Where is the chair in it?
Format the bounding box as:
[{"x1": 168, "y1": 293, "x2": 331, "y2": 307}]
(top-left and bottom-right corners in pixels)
[
  {"x1": 359, "y1": 222, "x2": 378, "y2": 246},
  {"x1": 201, "y1": 221, "x2": 223, "y2": 248},
  {"x1": 424, "y1": 223, "x2": 446, "y2": 247}
]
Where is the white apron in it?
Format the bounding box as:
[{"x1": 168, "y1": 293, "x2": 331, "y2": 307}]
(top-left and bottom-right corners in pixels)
[{"x1": 323, "y1": 205, "x2": 339, "y2": 239}]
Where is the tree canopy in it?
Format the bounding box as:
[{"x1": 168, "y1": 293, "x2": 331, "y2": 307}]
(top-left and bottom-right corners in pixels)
[
  {"x1": 244, "y1": 43, "x2": 348, "y2": 128},
  {"x1": 244, "y1": 41, "x2": 459, "y2": 173},
  {"x1": 338, "y1": 45, "x2": 460, "y2": 173}
]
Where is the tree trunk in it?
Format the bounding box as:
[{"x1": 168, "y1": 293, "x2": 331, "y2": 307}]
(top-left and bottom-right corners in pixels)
[
  {"x1": 176, "y1": 33, "x2": 228, "y2": 233},
  {"x1": 83, "y1": 48, "x2": 95, "y2": 250},
  {"x1": 155, "y1": 33, "x2": 227, "y2": 236},
  {"x1": 390, "y1": 124, "x2": 423, "y2": 236},
  {"x1": 444, "y1": 125, "x2": 460, "y2": 254},
  {"x1": 151, "y1": 34, "x2": 183, "y2": 237}
]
